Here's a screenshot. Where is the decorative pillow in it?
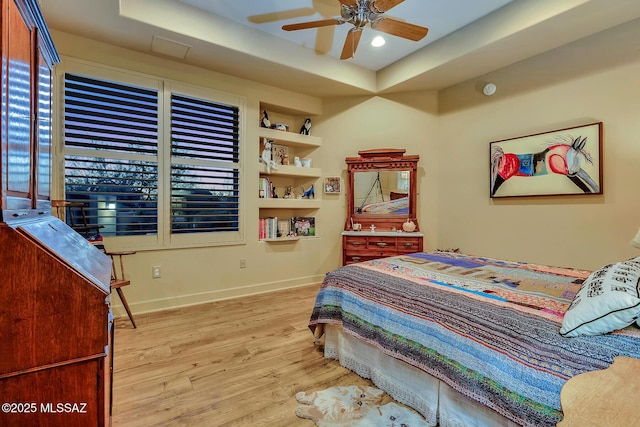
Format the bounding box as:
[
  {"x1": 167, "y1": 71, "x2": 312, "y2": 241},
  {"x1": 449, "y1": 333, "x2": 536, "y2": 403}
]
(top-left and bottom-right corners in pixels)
[{"x1": 560, "y1": 257, "x2": 640, "y2": 337}]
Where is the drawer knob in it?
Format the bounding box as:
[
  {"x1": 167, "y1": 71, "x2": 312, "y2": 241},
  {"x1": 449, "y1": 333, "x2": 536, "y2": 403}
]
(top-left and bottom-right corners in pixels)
[
  {"x1": 403, "y1": 242, "x2": 414, "y2": 247},
  {"x1": 351, "y1": 257, "x2": 361, "y2": 262},
  {"x1": 351, "y1": 241, "x2": 361, "y2": 246},
  {"x1": 376, "y1": 242, "x2": 387, "y2": 247}
]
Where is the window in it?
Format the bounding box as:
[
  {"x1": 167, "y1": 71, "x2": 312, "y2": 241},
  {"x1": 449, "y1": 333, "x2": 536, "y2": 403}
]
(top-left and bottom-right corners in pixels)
[
  {"x1": 397, "y1": 171, "x2": 410, "y2": 192},
  {"x1": 61, "y1": 67, "x2": 243, "y2": 248},
  {"x1": 64, "y1": 73, "x2": 159, "y2": 237},
  {"x1": 170, "y1": 94, "x2": 239, "y2": 234}
]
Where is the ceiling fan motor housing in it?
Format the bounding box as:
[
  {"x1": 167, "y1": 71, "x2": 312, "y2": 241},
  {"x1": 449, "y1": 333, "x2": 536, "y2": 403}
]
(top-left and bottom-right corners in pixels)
[
  {"x1": 340, "y1": 5, "x2": 354, "y2": 20},
  {"x1": 343, "y1": 1, "x2": 386, "y2": 28}
]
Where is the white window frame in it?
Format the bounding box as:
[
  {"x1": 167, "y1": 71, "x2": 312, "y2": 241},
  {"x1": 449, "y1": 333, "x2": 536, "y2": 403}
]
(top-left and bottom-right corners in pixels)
[{"x1": 54, "y1": 59, "x2": 246, "y2": 250}]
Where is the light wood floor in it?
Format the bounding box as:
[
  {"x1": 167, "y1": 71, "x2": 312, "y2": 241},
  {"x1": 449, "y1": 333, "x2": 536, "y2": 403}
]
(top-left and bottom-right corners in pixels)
[{"x1": 111, "y1": 284, "x2": 372, "y2": 426}]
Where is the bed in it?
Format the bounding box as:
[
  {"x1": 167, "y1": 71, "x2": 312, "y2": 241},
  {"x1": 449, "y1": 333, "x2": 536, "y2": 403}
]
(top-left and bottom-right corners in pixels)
[{"x1": 309, "y1": 251, "x2": 640, "y2": 426}]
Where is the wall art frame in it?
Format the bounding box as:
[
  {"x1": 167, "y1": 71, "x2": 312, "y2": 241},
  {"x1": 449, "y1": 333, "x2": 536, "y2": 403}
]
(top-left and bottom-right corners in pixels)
[
  {"x1": 490, "y1": 122, "x2": 603, "y2": 198},
  {"x1": 324, "y1": 176, "x2": 341, "y2": 194}
]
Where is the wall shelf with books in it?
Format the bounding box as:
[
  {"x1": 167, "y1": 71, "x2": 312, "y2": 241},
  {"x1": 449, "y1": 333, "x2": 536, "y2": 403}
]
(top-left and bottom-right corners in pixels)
[
  {"x1": 260, "y1": 236, "x2": 320, "y2": 243},
  {"x1": 259, "y1": 216, "x2": 316, "y2": 241},
  {"x1": 258, "y1": 101, "x2": 321, "y2": 242},
  {"x1": 262, "y1": 236, "x2": 300, "y2": 242}
]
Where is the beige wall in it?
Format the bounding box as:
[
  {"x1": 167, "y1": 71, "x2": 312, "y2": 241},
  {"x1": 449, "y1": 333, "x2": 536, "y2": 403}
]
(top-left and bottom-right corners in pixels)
[
  {"x1": 436, "y1": 59, "x2": 640, "y2": 270},
  {"x1": 316, "y1": 92, "x2": 440, "y2": 250},
  {"x1": 50, "y1": 31, "x2": 640, "y2": 318}
]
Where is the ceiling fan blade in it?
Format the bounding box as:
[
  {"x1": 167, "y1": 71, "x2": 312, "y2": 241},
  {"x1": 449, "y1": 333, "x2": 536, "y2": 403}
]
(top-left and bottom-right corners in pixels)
[
  {"x1": 340, "y1": 28, "x2": 362, "y2": 59},
  {"x1": 372, "y1": 17, "x2": 428, "y2": 41},
  {"x1": 338, "y1": 0, "x2": 358, "y2": 7},
  {"x1": 371, "y1": 0, "x2": 405, "y2": 12},
  {"x1": 314, "y1": 26, "x2": 336, "y2": 54},
  {"x1": 248, "y1": 8, "x2": 316, "y2": 24},
  {"x1": 282, "y1": 18, "x2": 344, "y2": 31}
]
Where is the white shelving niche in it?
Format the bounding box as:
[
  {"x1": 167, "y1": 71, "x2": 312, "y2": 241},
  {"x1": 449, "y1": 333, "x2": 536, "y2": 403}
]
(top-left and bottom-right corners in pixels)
[{"x1": 258, "y1": 103, "x2": 321, "y2": 242}]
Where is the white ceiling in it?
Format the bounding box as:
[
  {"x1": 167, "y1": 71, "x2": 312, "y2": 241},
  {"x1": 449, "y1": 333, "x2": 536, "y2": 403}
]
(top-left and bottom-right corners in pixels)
[
  {"x1": 40, "y1": 0, "x2": 640, "y2": 97},
  {"x1": 177, "y1": 0, "x2": 515, "y2": 71}
]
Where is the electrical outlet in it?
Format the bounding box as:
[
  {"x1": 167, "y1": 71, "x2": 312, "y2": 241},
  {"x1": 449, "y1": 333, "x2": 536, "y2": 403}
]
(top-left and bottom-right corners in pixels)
[
  {"x1": 152, "y1": 266, "x2": 161, "y2": 278},
  {"x1": 240, "y1": 258, "x2": 247, "y2": 268}
]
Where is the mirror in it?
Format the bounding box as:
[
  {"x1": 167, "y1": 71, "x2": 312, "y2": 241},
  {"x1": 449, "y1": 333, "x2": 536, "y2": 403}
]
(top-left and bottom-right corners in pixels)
[
  {"x1": 344, "y1": 148, "x2": 420, "y2": 232},
  {"x1": 353, "y1": 170, "x2": 411, "y2": 215},
  {"x1": 343, "y1": 149, "x2": 422, "y2": 264}
]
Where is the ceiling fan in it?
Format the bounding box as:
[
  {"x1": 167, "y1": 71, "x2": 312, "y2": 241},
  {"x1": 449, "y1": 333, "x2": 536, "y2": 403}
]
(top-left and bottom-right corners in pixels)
[{"x1": 282, "y1": 0, "x2": 429, "y2": 60}]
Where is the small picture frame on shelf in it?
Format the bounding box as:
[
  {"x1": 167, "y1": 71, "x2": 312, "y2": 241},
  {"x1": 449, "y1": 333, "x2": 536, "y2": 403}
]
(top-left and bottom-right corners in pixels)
[
  {"x1": 324, "y1": 176, "x2": 341, "y2": 194},
  {"x1": 271, "y1": 143, "x2": 289, "y2": 165},
  {"x1": 292, "y1": 217, "x2": 315, "y2": 237}
]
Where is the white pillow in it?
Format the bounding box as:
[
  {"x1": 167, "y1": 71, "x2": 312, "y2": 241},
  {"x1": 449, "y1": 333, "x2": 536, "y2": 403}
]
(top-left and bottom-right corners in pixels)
[{"x1": 560, "y1": 257, "x2": 640, "y2": 337}]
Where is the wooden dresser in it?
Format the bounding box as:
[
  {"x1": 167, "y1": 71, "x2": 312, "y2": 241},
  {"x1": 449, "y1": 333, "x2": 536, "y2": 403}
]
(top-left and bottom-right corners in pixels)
[
  {"x1": 343, "y1": 149, "x2": 423, "y2": 265},
  {"x1": 342, "y1": 231, "x2": 424, "y2": 264},
  {"x1": 0, "y1": 1, "x2": 114, "y2": 425}
]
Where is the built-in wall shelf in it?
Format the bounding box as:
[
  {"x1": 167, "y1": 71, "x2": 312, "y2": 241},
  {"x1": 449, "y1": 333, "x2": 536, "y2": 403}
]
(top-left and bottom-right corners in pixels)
[
  {"x1": 260, "y1": 236, "x2": 321, "y2": 243},
  {"x1": 261, "y1": 236, "x2": 300, "y2": 242},
  {"x1": 258, "y1": 101, "x2": 322, "y2": 242},
  {"x1": 258, "y1": 127, "x2": 321, "y2": 148},
  {"x1": 259, "y1": 163, "x2": 321, "y2": 178},
  {"x1": 258, "y1": 198, "x2": 321, "y2": 209}
]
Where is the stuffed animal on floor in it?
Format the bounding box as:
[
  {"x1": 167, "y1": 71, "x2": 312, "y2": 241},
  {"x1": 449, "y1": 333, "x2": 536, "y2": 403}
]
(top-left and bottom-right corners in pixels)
[
  {"x1": 296, "y1": 385, "x2": 384, "y2": 425},
  {"x1": 260, "y1": 138, "x2": 278, "y2": 174},
  {"x1": 295, "y1": 385, "x2": 429, "y2": 427}
]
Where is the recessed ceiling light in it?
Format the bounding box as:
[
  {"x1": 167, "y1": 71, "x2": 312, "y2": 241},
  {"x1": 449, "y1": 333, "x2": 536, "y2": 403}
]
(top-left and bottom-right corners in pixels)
[{"x1": 371, "y1": 36, "x2": 386, "y2": 47}]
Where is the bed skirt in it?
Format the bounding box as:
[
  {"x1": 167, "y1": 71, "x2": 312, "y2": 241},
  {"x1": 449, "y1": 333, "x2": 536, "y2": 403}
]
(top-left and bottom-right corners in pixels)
[{"x1": 324, "y1": 325, "x2": 520, "y2": 427}]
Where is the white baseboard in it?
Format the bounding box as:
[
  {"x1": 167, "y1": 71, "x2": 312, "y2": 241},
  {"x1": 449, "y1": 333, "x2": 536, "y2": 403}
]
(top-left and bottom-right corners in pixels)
[{"x1": 110, "y1": 274, "x2": 324, "y2": 319}]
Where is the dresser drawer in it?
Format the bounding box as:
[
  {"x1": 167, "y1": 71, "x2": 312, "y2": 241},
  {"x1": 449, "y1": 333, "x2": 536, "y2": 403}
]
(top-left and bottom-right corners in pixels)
[
  {"x1": 397, "y1": 237, "x2": 422, "y2": 253},
  {"x1": 345, "y1": 236, "x2": 368, "y2": 250},
  {"x1": 366, "y1": 237, "x2": 397, "y2": 250},
  {"x1": 344, "y1": 255, "x2": 380, "y2": 264},
  {"x1": 342, "y1": 233, "x2": 423, "y2": 265}
]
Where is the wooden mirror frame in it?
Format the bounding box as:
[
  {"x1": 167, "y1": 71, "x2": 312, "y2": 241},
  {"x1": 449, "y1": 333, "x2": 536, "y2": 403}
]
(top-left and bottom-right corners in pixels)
[{"x1": 345, "y1": 148, "x2": 420, "y2": 232}]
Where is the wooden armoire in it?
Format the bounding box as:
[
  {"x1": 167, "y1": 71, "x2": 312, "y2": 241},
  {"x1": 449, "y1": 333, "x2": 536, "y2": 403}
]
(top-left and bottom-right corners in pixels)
[{"x1": 0, "y1": 1, "x2": 113, "y2": 426}]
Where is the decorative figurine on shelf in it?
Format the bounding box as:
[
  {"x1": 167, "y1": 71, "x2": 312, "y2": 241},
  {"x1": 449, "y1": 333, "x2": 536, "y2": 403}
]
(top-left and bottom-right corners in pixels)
[
  {"x1": 300, "y1": 117, "x2": 311, "y2": 135},
  {"x1": 294, "y1": 156, "x2": 302, "y2": 167},
  {"x1": 260, "y1": 138, "x2": 278, "y2": 174},
  {"x1": 261, "y1": 110, "x2": 271, "y2": 128},
  {"x1": 301, "y1": 184, "x2": 315, "y2": 199},
  {"x1": 283, "y1": 186, "x2": 295, "y2": 199},
  {"x1": 370, "y1": 224, "x2": 376, "y2": 232}
]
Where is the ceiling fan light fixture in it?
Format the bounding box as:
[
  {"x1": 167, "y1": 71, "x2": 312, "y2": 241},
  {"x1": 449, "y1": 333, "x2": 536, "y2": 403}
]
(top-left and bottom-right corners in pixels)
[{"x1": 371, "y1": 35, "x2": 386, "y2": 47}]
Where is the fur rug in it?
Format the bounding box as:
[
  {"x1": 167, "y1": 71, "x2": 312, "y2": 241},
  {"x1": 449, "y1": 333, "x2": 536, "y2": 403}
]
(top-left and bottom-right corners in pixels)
[{"x1": 295, "y1": 385, "x2": 429, "y2": 427}]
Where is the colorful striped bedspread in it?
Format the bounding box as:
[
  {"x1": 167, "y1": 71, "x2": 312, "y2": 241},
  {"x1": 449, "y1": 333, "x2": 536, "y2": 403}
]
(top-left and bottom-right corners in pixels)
[{"x1": 310, "y1": 251, "x2": 640, "y2": 427}]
